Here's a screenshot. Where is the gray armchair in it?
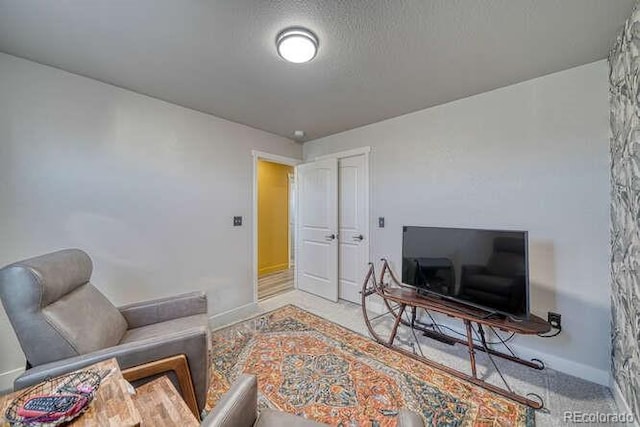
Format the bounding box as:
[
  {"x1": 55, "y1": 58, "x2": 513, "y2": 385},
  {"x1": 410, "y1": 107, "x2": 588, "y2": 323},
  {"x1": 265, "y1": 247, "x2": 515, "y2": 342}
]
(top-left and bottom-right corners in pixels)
[
  {"x1": 459, "y1": 237, "x2": 526, "y2": 315},
  {"x1": 202, "y1": 374, "x2": 425, "y2": 427},
  {"x1": 0, "y1": 249, "x2": 210, "y2": 414}
]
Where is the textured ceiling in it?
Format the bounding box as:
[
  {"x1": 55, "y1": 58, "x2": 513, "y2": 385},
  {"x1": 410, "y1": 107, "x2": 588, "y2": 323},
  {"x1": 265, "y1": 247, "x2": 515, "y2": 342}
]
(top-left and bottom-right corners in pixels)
[{"x1": 0, "y1": 0, "x2": 634, "y2": 141}]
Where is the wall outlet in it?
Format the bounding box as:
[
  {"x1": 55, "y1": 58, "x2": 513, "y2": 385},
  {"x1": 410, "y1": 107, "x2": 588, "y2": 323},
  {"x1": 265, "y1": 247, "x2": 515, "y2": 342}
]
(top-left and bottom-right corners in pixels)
[
  {"x1": 233, "y1": 216, "x2": 242, "y2": 226},
  {"x1": 378, "y1": 217, "x2": 385, "y2": 228},
  {"x1": 548, "y1": 312, "x2": 561, "y2": 329}
]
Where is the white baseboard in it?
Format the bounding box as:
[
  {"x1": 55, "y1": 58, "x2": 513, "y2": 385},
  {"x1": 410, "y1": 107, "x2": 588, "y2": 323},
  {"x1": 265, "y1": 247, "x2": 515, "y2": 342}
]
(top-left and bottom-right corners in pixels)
[
  {"x1": 208, "y1": 302, "x2": 259, "y2": 330},
  {"x1": 612, "y1": 379, "x2": 639, "y2": 426},
  {"x1": 510, "y1": 344, "x2": 610, "y2": 386},
  {"x1": 0, "y1": 367, "x2": 23, "y2": 392}
]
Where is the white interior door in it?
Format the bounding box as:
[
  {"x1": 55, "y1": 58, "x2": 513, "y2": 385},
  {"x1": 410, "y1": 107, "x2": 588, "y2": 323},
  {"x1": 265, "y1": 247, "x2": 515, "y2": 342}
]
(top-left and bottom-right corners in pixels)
[
  {"x1": 296, "y1": 158, "x2": 339, "y2": 301},
  {"x1": 338, "y1": 154, "x2": 369, "y2": 303}
]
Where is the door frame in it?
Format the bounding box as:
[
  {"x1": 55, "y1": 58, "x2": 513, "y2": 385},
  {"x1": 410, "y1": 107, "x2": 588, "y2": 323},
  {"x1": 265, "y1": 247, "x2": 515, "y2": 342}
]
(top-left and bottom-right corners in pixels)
[
  {"x1": 311, "y1": 146, "x2": 371, "y2": 301},
  {"x1": 287, "y1": 172, "x2": 296, "y2": 269},
  {"x1": 252, "y1": 150, "x2": 301, "y2": 304}
]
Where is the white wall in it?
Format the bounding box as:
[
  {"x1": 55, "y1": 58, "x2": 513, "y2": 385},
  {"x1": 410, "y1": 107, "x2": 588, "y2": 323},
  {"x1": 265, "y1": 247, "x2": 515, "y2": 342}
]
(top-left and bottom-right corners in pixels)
[
  {"x1": 304, "y1": 61, "x2": 611, "y2": 385},
  {"x1": 0, "y1": 53, "x2": 301, "y2": 386}
]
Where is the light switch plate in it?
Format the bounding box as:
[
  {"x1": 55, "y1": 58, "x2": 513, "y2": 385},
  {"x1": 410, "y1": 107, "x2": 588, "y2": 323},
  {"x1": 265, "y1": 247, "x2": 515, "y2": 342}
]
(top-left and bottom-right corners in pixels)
[
  {"x1": 233, "y1": 216, "x2": 242, "y2": 226},
  {"x1": 378, "y1": 217, "x2": 385, "y2": 228}
]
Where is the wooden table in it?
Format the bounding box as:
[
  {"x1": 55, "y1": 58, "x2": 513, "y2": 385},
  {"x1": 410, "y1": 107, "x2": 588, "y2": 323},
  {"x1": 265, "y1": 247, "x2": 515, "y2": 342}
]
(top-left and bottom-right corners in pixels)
[
  {"x1": 121, "y1": 354, "x2": 199, "y2": 420},
  {"x1": 1, "y1": 358, "x2": 199, "y2": 427},
  {"x1": 132, "y1": 376, "x2": 199, "y2": 427}
]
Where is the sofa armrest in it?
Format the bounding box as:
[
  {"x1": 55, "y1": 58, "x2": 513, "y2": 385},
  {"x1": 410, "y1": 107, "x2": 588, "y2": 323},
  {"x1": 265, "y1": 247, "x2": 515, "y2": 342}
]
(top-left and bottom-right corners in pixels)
[
  {"x1": 397, "y1": 409, "x2": 425, "y2": 427},
  {"x1": 118, "y1": 291, "x2": 207, "y2": 329},
  {"x1": 201, "y1": 374, "x2": 258, "y2": 427},
  {"x1": 14, "y1": 326, "x2": 209, "y2": 396}
]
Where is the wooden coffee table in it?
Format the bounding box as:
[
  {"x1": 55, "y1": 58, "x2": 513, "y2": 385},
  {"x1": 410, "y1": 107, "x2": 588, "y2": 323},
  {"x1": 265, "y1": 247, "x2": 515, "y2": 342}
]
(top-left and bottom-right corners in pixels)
[
  {"x1": 0, "y1": 358, "x2": 199, "y2": 427},
  {"x1": 122, "y1": 354, "x2": 199, "y2": 420},
  {"x1": 132, "y1": 376, "x2": 199, "y2": 427}
]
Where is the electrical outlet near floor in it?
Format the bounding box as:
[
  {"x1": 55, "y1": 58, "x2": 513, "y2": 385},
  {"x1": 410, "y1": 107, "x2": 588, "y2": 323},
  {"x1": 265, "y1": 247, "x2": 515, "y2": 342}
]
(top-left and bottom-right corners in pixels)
[{"x1": 548, "y1": 312, "x2": 561, "y2": 329}]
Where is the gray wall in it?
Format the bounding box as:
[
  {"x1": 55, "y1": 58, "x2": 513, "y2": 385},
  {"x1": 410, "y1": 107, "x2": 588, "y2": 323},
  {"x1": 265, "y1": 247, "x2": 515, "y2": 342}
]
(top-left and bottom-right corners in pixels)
[
  {"x1": 304, "y1": 61, "x2": 611, "y2": 385},
  {"x1": 0, "y1": 53, "x2": 301, "y2": 384},
  {"x1": 610, "y1": 3, "x2": 640, "y2": 419}
]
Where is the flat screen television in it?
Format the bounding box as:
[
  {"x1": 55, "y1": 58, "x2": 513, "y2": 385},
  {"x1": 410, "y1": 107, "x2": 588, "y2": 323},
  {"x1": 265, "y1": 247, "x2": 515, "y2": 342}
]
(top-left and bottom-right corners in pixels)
[{"x1": 402, "y1": 226, "x2": 530, "y2": 319}]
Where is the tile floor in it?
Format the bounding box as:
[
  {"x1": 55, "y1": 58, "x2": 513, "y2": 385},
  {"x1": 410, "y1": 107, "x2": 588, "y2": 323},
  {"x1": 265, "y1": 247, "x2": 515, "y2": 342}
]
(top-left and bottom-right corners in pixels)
[{"x1": 214, "y1": 289, "x2": 626, "y2": 427}]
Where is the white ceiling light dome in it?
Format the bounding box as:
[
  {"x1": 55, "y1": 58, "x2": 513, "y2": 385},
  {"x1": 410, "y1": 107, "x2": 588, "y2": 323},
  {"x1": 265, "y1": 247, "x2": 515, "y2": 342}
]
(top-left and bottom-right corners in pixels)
[{"x1": 276, "y1": 27, "x2": 318, "y2": 64}]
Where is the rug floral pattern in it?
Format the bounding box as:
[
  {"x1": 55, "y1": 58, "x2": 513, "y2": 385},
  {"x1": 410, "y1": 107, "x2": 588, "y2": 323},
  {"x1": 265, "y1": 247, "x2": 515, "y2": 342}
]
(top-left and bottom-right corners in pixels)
[{"x1": 207, "y1": 305, "x2": 533, "y2": 426}]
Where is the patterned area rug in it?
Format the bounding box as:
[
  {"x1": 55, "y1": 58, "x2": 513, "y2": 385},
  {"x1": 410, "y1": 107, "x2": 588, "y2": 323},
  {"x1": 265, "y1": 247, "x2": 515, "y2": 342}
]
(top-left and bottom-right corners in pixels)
[{"x1": 206, "y1": 305, "x2": 533, "y2": 426}]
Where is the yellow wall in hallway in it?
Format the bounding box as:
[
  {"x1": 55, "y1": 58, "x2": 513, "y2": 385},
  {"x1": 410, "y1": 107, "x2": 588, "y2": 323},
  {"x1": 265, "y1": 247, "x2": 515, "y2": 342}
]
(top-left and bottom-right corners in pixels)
[{"x1": 258, "y1": 160, "x2": 293, "y2": 276}]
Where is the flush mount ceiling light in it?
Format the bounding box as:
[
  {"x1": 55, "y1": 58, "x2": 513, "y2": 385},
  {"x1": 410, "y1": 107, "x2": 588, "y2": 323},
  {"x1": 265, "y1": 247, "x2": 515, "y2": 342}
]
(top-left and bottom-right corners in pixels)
[{"x1": 276, "y1": 27, "x2": 318, "y2": 63}]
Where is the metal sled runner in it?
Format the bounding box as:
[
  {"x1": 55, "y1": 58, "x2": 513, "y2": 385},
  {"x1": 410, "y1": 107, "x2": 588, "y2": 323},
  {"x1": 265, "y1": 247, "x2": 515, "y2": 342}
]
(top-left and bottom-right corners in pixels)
[{"x1": 360, "y1": 259, "x2": 551, "y2": 409}]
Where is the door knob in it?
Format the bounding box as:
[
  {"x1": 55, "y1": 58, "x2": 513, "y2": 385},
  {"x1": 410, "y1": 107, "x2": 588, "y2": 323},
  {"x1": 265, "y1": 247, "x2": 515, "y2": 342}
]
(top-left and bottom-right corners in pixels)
[
  {"x1": 353, "y1": 234, "x2": 364, "y2": 241},
  {"x1": 325, "y1": 234, "x2": 336, "y2": 241}
]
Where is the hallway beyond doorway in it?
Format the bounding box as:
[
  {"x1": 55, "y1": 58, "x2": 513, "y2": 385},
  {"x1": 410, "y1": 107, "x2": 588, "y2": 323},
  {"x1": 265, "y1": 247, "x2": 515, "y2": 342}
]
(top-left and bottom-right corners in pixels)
[{"x1": 258, "y1": 268, "x2": 294, "y2": 300}]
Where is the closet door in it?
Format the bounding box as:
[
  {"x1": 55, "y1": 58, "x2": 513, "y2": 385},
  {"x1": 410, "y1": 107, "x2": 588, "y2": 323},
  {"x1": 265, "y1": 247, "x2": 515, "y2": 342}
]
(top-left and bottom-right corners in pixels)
[
  {"x1": 296, "y1": 158, "x2": 339, "y2": 301},
  {"x1": 338, "y1": 154, "x2": 369, "y2": 303}
]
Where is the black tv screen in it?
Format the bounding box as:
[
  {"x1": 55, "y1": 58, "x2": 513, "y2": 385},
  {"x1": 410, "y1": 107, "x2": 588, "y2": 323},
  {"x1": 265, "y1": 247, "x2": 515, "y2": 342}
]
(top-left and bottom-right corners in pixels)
[{"x1": 402, "y1": 226, "x2": 529, "y2": 319}]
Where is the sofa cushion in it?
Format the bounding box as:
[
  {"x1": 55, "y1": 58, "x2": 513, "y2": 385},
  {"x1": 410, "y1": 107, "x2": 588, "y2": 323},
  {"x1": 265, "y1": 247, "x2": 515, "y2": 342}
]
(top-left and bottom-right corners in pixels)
[
  {"x1": 14, "y1": 248, "x2": 93, "y2": 306},
  {"x1": 42, "y1": 283, "x2": 128, "y2": 355},
  {"x1": 0, "y1": 248, "x2": 123, "y2": 365}
]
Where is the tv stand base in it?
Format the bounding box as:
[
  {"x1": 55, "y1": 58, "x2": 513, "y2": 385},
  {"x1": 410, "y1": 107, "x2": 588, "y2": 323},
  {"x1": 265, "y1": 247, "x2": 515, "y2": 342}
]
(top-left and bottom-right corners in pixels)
[
  {"x1": 361, "y1": 259, "x2": 551, "y2": 410},
  {"x1": 413, "y1": 319, "x2": 544, "y2": 370},
  {"x1": 420, "y1": 327, "x2": 456, "y2": 346}
]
